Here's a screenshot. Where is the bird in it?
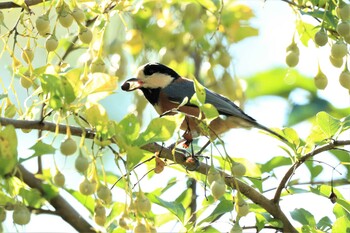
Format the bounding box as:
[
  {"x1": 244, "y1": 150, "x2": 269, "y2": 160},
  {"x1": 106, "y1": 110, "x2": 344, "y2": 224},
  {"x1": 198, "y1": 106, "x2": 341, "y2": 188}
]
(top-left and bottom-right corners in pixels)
[{"x1": 121, "y1": 62, "x2": 286, "y2": 142}]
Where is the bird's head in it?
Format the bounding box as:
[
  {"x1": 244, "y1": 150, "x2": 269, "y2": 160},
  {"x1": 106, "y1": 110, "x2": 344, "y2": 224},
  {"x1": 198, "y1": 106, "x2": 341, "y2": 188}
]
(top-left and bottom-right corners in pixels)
[{"x1": 121, "y1": 62, "x2": 180, "y2": 91}]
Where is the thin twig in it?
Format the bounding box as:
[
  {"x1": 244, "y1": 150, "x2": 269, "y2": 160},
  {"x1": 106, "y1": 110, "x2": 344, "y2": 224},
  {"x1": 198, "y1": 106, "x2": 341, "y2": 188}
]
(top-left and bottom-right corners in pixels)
[{"x1": 273, "y1": 140, "x2": 350, "y2": 203}]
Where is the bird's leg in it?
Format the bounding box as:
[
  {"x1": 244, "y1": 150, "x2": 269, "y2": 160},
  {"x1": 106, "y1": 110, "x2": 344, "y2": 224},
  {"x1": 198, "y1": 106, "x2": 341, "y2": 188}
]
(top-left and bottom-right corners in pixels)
[{"x1": 182, "y1": 116, "x2": 194, "y2": 149}]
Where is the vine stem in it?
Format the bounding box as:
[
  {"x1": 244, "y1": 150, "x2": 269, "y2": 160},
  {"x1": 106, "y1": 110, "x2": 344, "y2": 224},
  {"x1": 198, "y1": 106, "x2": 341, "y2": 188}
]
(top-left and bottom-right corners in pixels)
[{"x1": 2, "y1": 117, "x2": 350, "y2": 232}]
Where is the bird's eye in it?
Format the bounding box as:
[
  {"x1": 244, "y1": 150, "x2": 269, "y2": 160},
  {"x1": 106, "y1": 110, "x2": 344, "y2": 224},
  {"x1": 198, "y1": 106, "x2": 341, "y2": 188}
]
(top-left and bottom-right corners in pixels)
[{"x1": 144, "y1": 66, "x2": 155, "y2": 76}]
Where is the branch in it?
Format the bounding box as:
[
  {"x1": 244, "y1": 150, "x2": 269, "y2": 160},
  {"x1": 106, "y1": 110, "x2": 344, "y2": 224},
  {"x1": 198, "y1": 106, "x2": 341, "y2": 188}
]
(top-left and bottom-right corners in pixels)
[
  {"x1": 0, "y1": 0, "x2": 46, "y2": 9},
  {"x1": 5, "y1": 117, "x2": 349, "y2": 232},
  {"x1": 15, "y1": 164, "x2": 95, "y2": 232},
  {"x1": 273, "y1": 140, "x2": 350, "y2": 203}
]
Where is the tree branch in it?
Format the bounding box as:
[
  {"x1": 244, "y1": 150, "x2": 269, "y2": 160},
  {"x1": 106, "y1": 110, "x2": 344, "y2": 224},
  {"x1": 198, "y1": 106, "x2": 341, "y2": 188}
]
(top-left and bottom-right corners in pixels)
[
  {"x1": 273, "y1": 140, "x2": 350, "y2": 203},
  {"x1": 0, "y1": 0, "x2": 46, "y2": 9},
  {"x1": 15, "y1": 164, "x2": 95, "y2": 233},
  {"x1": 3, "y1": 117, "x2": 349, "y2": 232}
]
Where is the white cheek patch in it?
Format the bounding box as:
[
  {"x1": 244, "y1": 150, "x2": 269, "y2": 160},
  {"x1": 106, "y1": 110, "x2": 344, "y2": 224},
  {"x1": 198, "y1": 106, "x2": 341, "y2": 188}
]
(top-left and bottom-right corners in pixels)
[{"x1": 143, "y1": 73, "x2": 174, "y2": 89}]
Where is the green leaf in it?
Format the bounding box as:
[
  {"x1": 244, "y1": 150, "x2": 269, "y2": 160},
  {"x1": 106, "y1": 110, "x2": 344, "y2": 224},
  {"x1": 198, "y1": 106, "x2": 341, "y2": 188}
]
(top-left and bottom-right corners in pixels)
[
  {"x1": 282, "y1": 127, "x2": 300, "y2": 147},
  {"x1": 116, "y1": 114, "x2": 140, "y2": 144},
  {"x1": 198, "y1": 0, "x2": 217, "y2": 11},
  {"x1": 31, "y1": 141, "x2": 55, "y2": 156},
  {"x1": 201, "y1": 103, "x2": 219, "y2": 124},
  {"x1": 19, "y1": 188, "x2": 44, "y2": 208},
  {"x1": 135, "y1": 114, "x2": 184, "y2": 146},
  {"x1": 0, "y1": 125, "x2": 18, "y2": 176},
  {"x1": 197, "y1": 198, "x2": 234, "y2": 226},
  {"x1": 66, "y1": 188, "x2": 95, "y2": 214},
  {"x1": 290, "y1": 208, "x2": 316, "y2": 226},
  {"x1": 316, "y1": 111, "x2": 341, "y2": 138},
  {"x1": 41, "y1": 183, "x2": 59, "y2": 200},
  {"x1": 332, "y1": 215, "x2": 350, "y2": 233},
  {"x1": 39, "y1": 74, "x2": 76, "y2": 109},
  {"x1": 126, "y1": 146, "x2": 151, "y2": 170},
  {"x1": 261, "y1": 156, "x2": 291, "y2": 173},
  {"x1": 255, "y1": 213, "x2": 266, "y2": 232},
  {"x1": 316, "y1": 216, "x2": 333, "y2": 231},
  {"x1": 106, "y1": 202, "x2": 125, "y2": 227},
  {"x1": 296, "y1": 19, "x2": 316, "y2": 47},
  {"x1": 192, "y1": 78, "x2": 206, "y2": 105},
  {"x1": 146, "y1": 192, "x2": 185, "y2": 223}
]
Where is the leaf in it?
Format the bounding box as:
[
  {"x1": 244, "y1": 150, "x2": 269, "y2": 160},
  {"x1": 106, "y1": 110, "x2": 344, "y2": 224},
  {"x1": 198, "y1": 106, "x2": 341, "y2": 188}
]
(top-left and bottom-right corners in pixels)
[
  {"x1": 66, "y1": 188, "x2": 95, "y2": 214},
  {"x1": 116, "y1": 114, "x2": 140, "y2": 144},
  {"x1": 332, "y1": 215, "x2": 350, "y2": 233},
  {"x1": 146, "y1": 192, "x2": 185, "y2": 223},
  {"x1": 135, "y1": 114, "x2": 184, "y2": 146},
  {"x1": 83, "y1": 73, "x2": 117, "y2": 103},
  {"x1": 19, "y1": 188, "x2": 44, "y2": 208},
  {"x1": 201, "y1": 103, "x2": 219, "y2": 124},
  {"x1": 125, "y1": 146, "x2": 151, "y2": 170},
  {"x1": 30, "y1": 141, "x2": 55, "y2": 157},
  {"x1": 0, "y1": 125, "x2": 18, "y2": 176},
  {"x1": 316, "y1": 111, "x2": 341, "y2": 138},
  {"x1": 290, "y1": 208, "x2": 316, "y2": 226},
  {"x1": 261, "y1": 156, "x2": 292, "y2": 173},
  {"x1": 106, "y1": 202, "x2": 125, "y2": 227},
  {"x1": 316, "y1": 216, "x2": 333, "y2": 231},
  {"x1": 296, "y1": 19, "x2": 316, "y2": 47},
  {"x1": 197, "y1": 198, "x2": 234, "y2": 226},
  {"x1": 282, "y1": 127, "x2": 300, "y2": 147},
  {"x1": 19, "y1": 141, "x2": 55, "y2": 163},
  {"x1": 198, "y1": 0, "x2": 217, "y2": 11},
  {"x1": 192, "y1": 78, "x2": 206, "y2": 105}
]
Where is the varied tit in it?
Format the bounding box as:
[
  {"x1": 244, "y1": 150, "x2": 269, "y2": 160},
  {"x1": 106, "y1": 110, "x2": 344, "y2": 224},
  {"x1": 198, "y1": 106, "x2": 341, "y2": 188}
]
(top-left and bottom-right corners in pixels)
[{"x1": 121, "y1": 62, "x2": 286, "y2": 142}]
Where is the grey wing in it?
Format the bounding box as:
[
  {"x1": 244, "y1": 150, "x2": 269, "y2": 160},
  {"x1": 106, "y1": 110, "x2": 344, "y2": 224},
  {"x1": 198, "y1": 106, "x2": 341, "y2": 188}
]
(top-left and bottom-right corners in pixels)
[
  {"x1": 205, "y1": 89, "x2": 257, "y2": 124},
  {"x1": 163, "y1": 79, "x2": 256, "y2": 124},
  {"x1": 162, "y1": 79, "x2": 196, "y2": 104}
]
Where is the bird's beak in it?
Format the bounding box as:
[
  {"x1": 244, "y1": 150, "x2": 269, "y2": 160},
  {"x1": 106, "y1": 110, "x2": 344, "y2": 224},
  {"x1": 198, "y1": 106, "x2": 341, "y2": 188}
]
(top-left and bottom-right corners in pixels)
[{"x1": 121, "y1": 78, "x2": 143, "y2": 91}]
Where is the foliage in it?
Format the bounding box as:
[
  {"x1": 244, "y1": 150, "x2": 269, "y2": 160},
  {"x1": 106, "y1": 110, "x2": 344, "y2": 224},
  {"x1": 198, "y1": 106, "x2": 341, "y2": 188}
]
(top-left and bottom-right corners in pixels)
[{"x1": 0, "y1": 0, "x2": 348, "y2": 232}]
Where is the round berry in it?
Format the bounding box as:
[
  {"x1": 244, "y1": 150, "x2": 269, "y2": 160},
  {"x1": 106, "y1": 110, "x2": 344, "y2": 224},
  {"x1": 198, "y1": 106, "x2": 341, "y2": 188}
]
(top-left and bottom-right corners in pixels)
[
  {"x1": 36, "y1": 15, "x2": 50, "y2": 35},
  {"x1": 90, "y1": 57, "x2": 106, "y2": 73},
  {"x1": 12, "y1": 204, "x2": 31, "y2": 225},
  {"x1": 60, "y1": 137, "x2": 77, "y2": 156},
  {"x1": 339, "y1": 70, "x2": 350, "y2": 89},
  {"x1": 314, "y1": 29, "x2": 328, "y2": 46},
  {"x1": 79, "y1": 178, "x2": 94, "y2": 195},
  {"x1": 97, "y1": 185, "x2": 112, "y2": 204},
  {"x1": 331, "y1": 41, "x2": 348, "y2": 59},
  {"x1": 54, "y1": 171, "x2": 65, "y2": 187},
  {"x1": 329, "y1": 55, "x2": 344, "y2": 68},
  {"x1": 210, "y1": 179, "x2": 226, "y2": 200},
  {"x1": 337, "y1": 3, "x2": 350, "y2": 20},
  {"x1": 285, "y1": 51, "x2": 299, "y2": 67},
  {"x1": 207, "y1": 167, "x2": 221, "y2": 185},
  {"x1": 46, "y1": 35, "x2": 59, "y2": 52},
  {"x1": 134, "y1": 221, "x2": 148, "y2": 233},
  {"x1": 231, "y1": 162, "x2": 246, "y2": 176},
  {"x1": 79, "y1": 27, "x2": 93, "y2": 44},
  {"x1": 21, "y1": 48, "x2": 34, "y2": 64},
  {"x1": 337, "y1": 21, "x2": 350, "y2": 37},
  {"x1": 58, "y1": 11, "x2": 73, "y2": 28},
  {"x1": 314, "y1": 70, "x2": 328, "y2": 90},
  {"x1": 135, "y1": 193, "x2": 151, "y2": 213},
  {"x1": 94, "y1": 214, "x2": 106, "y2": 226},
  {"x1": 236, "y1": 199, "x2": 249, "y2": 217},
  {"x1": 75, "y1": 154, "x2": 89, "y2": 173},
  {"x1": 72, "y1": 7, "x2": 85, "y2": 22}
]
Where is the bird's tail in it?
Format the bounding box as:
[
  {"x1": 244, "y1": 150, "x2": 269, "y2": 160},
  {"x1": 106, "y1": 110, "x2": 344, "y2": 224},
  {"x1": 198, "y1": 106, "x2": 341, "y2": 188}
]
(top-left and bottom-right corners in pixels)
[{"x1": 254, "y1": 122, "x2": 288, "y2": 143}]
